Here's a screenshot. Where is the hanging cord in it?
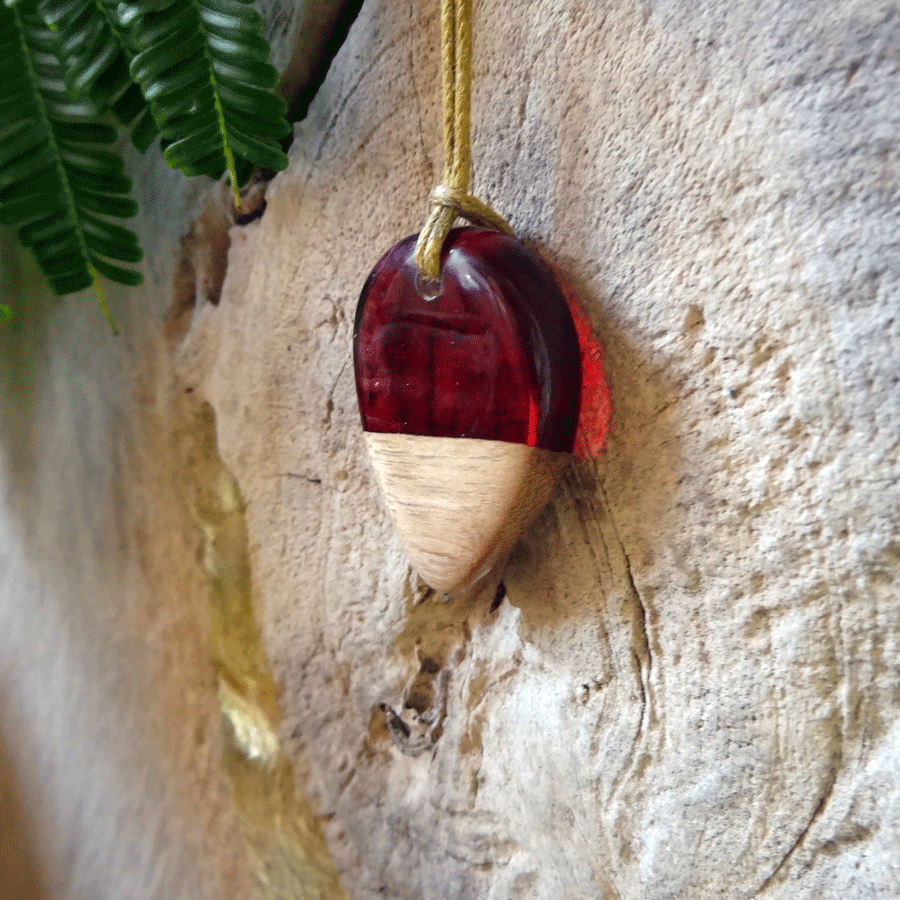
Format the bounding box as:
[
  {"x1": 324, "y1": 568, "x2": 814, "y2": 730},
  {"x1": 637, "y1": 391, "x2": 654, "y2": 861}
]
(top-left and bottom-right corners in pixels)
[{"x1": 414, "y1": 0, "x2": 514, "y2": 282}]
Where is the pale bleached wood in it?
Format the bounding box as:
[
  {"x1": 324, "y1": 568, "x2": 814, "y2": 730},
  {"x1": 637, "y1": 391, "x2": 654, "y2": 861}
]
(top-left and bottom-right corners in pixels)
[
  {"x1": 181, "y1": 0, "x2": 900, "y2": 897},
  {"x1": 364, "y1": 433, "x2": 568, "y2": 593}
]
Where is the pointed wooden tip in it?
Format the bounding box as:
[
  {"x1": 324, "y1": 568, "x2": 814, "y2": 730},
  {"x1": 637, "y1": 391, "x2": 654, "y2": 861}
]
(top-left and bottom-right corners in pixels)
[{"x1": 365, "y1": 433, "x2": 568, "y2": 593}]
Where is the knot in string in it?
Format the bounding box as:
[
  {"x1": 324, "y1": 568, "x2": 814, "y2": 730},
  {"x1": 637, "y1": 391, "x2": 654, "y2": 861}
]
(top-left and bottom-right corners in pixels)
[{"x1": 414, "y1": 0, "x2": 513, "y2": 282}]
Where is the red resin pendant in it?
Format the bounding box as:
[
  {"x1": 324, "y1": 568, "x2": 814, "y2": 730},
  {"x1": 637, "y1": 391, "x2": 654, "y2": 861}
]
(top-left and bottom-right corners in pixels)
[{"x1": 354, "y1": 227, "x2": 584, "y2": 592}]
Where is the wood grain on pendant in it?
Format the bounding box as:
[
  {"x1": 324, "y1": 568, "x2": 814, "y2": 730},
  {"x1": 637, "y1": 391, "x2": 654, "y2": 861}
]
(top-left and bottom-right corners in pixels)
[{"x1": 365, "y1": 433, "x2": 568, "y2": 593}]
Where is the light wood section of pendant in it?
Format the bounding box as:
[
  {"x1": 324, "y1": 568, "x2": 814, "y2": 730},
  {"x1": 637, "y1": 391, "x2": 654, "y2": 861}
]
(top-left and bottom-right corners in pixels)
[{"x1": 364, "y1": 433, "x2": 568, "y2": 593}]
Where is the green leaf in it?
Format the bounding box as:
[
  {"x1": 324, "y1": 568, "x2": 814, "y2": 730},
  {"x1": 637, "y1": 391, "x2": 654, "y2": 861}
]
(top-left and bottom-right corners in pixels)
[
  {"x1": 0, "y1": 0, "x2": 143, "y2": 329},
  {"x1": 119, "y1": 0, "x2": 290, "y2": 204},
  {"x1": 71, "y1": 184, "x2": 139, "y2": 217},
  {"x1": 91, "y1": 255, "x2": 144, "y2": 284},
  {"x1": 54, "y1": 120, "x2": 119, "y2": 143},
  {"x1": 128, "y1": 105, "x2": 158, "y2": 152},
  {"x1": 36, "y1": 0, "x2": 158, "y2": 151}
]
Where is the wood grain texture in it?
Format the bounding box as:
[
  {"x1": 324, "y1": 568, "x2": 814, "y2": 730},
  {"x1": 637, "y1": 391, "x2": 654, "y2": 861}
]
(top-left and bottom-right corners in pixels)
[
  {"x1": 2, "y1": 0, "x2": 897, "y2": 898},
  {"x1": 181, "y1": 1, "x2": 900, "y2": 897},
  {"x1": 364, "y1": 433, "x2": 567, "y2": 592}
]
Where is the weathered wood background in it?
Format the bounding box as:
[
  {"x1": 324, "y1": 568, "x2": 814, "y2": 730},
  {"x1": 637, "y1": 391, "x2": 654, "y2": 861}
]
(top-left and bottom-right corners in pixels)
[{"x1": 1, "y1": 1, "x2": 898, "y2": 898}]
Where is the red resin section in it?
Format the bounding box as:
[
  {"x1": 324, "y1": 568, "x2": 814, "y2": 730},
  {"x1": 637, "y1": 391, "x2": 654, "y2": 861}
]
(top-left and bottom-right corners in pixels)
[
  {"x1": 354, "y1": 227, "x2": 581, "y2": 452},
  {"x1": 562, "y1": 289, "x2": 612, "y2": 460}
]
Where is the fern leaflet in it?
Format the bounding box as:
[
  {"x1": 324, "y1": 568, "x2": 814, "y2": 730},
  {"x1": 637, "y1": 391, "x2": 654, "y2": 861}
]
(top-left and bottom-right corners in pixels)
[
  {"x1": 0, "y1": 0, "x2": 142, "y2": 329},
  {"x1": 37, "y1": 0, "x2": 158, "y2": 152},
  {"x1": 118, "y1": 0, "x2": 290, "y2": 205}
]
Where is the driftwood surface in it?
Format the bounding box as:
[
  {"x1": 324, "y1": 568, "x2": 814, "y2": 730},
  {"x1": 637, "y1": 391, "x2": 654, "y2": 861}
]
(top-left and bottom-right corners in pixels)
[
  {"x1": 183, "y1": 1, "x2": 900, "y2": 897},
  {"x1": 2, "y1": 1, "x2": 899, "y2": 899}
]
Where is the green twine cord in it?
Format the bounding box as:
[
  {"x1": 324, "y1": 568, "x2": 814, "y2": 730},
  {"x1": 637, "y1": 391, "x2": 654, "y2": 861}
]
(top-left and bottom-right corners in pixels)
[{"x1": 414, "y1": 0, "x2": 514, "y2": 282}]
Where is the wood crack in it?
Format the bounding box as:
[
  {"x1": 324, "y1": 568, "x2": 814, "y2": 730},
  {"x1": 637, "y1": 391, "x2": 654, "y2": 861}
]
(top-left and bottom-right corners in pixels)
[
  {"x1": 621, "y1": 540, "x2": 653, "y2": 675},
  {"x1": 266, "y1": 472, "x2": 323, "y2": 484},
  {"x1": 598, "y1": 482, "x2": 654, "y2": 727},
  {"x1": 756, "y1": 794, "x2": 827, "y2": 894},
  {"x1": 756, "y1": 756, "x2": 842, "y2": 894},
  {"x1": 310, "y1": 25, "x2": 416, "y2": 170}
]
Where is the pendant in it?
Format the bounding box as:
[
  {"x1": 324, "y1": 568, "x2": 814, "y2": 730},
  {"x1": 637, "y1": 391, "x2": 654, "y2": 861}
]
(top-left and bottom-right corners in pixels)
[{"x1": 354, "y1": 226, "x2": 584, "y2": 593}]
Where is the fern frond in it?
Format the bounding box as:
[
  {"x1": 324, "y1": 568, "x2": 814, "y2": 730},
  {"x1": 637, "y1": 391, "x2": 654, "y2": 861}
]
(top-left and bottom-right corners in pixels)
[
  {"x1": 0, "y1": 0, "x2": 143, "y2": 328},
  {"x1": 36, "y1": 0, "x2": 158, "y2": 151},
  {"x1": 118, "y1": 0, "x2": 290, "y2": 204}
]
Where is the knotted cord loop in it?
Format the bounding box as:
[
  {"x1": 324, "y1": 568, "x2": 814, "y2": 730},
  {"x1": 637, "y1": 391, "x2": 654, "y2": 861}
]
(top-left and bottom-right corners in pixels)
[{"x1": 414, "y1": 0, "x2": 513, "y2": 282}]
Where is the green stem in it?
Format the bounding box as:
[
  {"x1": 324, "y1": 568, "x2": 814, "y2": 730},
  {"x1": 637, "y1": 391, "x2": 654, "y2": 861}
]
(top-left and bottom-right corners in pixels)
[
  {"x1": 192, "y1": 0, "x2": 241, "y2": 209},
  {"x1": 89, "y1": 264, "x2": 117, "y2": 333}
]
